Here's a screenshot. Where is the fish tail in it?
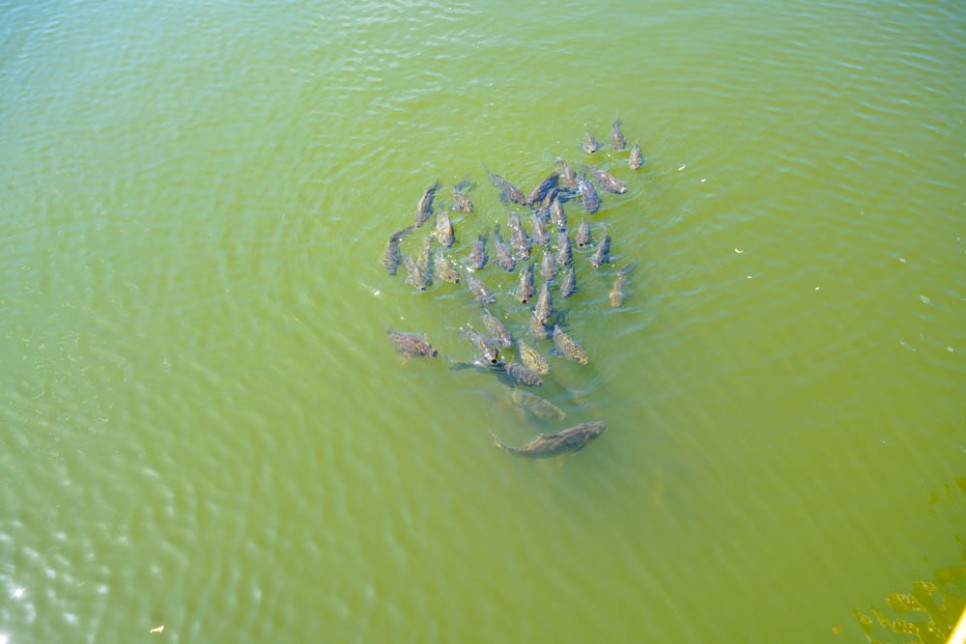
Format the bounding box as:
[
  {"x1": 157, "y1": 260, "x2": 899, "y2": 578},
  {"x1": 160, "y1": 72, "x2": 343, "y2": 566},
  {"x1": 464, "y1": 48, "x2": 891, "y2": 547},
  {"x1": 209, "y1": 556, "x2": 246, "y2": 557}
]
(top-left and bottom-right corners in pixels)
[{"x1": 490, "y1": 431, "x2": 514, "y2": 454}]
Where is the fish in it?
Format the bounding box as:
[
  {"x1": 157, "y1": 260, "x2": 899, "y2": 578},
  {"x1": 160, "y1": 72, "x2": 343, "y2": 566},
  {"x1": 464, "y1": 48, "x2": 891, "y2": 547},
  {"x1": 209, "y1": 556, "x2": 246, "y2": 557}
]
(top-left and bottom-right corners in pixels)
[
  {"x1": 534, "y1": 280, "x2": 553, "y2": 325},
  {"x1": 416, "y1": 233, "x2": 434, "y2": 275},
  {"x1": 559, "y1": 265, "x2": 577, "y2": 299},
  {"x1": 555, "y1": 232, "x2": 573, "y2": 267},
  {"x1": 381, "y1": 225, "x2": 413, "y2": 276},
  {"x1": 402, "y1": 255, "x2": 429, "y2": 291},
  {"x1": 415, "y1": 179, "x2": 441, "y2": 227},
  {"x1": 465, "y1": 273, "x2": 496, "y2": 304},
  {"x1": 481, "y1": 307, "x2": 513, "y2": 348},
  {"x1": 435, "y1": 252, "x2": 461, "y2": 284},
  {"x1": 557, "y1": 158, "x2": 578, "y2": 190},
  {"x1": 552, "y1": 324, "x2": 590, "y2": 364},
  {"x1": 549, "y1": 197, "x2": 567, "y2": 231},
  {"x1": 590, "y1": 232, "x2": 611, "y2": 270},
  {"x1": 435, "y1": 209, "x2": 455, "y2": 247},
  {"x1": 587, "y1": 165, "x2": 627, "y2": 194},
  {"x1": 494, "y1": 421, "x2": 605, "y2": 458},
  {"x1": 609, "y1": 265, "x2": 632, "y2": 307},
  {"x1": 576, "y1": 177, "x2": 600, "y2": 214},
  {"x1": 527, "y1": 172, "x2": 560, "y2": 207},
  {"x1": 517, "y1": 340, "x2": 550, "y2": 375},
  {"x1": 582, "y1": 130, "x2": 599, "y2": 154},
  {"x1": 540, "y1": 249, "x2": 556, "y2": 282},
  {"x1": 629, "y1": 142, "x2": 645, "y2": 170},
  {"x1": 611, "y1": 119, "x2": 626, "y2": 150},
  {"x1": 451, "y1": 187, "x2": 474, "y2": 213},
  {"x1": 529, "y1": 311, "x2": 549, "y2": 340},
  {"x1": 386, "y1": 328, "x2": 438, "y2": 359},
  {"x1": 466, "y1": 233, "x2": 488, "y2": 271},
  {"x1": 493, "y1": 224, "x2": 516, "y2": 272},
  {"x1": 502, "y1": 362, "x2": 544, "y2": 387},
  {"x1": 530, "y1": 210, "x2": 549, "y2": 247},
  {"x1": 574, "y1": 219, "x2": 592, "y2": 248},
  {"x1": 510, "y1": 388, "x2": 566, "y2": 421},
  {"x1": 507, "y1": 210, "x2": 531, "y2": 261},
  {"x1": 514, "y1": 262, "x2": 535, "y2": 304},
  {"x1": 463, "y1": 326, "x2": 501, "y2": 364},
  {"x1": 484, "y1": 165, "x2": 528, "y2": 206}
]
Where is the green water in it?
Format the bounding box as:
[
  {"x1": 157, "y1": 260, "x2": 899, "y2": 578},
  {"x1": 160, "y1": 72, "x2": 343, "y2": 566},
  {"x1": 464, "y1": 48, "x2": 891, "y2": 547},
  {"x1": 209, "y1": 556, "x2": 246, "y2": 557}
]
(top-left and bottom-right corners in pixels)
[{"x1": 2, "y1": 1, "x2": 964, "y2": 642}]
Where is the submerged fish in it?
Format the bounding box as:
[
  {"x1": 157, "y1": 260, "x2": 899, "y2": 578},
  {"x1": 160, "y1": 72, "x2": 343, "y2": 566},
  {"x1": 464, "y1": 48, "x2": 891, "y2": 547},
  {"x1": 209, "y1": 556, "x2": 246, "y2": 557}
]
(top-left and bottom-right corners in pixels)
[
  {"x1": 415, "y1": 179, "x2": 441, "y2": 227},
  {"x1": 515, "y1": 262, "x2": 535, "y2": 304},
  {"x1": 416, "y1": 233, "x2": 434, "y2": 276},
  {"x1": 403, "y1": 255, "x2": 430, "y2": 291},
  {"x1": 587, "y1": 165, "x2": 627, "y2": 195},
  {"x1": 529, "y1": 311, "x2": 549, "y2": 341},
  {"x1": 481, "y1": 307, "x2": 513, "y2": 348},
  {"x1": 466, "y1": 233, "x2": 488, "y2": 271},
  {"x1": 484, "y1": 165, "x2": 528, "y2": 206},
  {"x1": 540, "y1": 249, "x2": 556, "y2": 282},
  {"x1": 611, "y1": 119, "x2": 627, "y2": 151},
  {"x1": 386, "y1": 328, "x2": 438, "y2": 359},
  {"x1": 466, "y1": 273, "x2": 496, "y2": 304},
  {"x1": 549, "y1": 197, "x2": 568, "y2": 231},
  {"x1": 494, "y1": 421, "x2": 605, "y2": 458},
  {"x1": 502, "y1": 362, "x2": 543, "y2": 387},
  {"x1": 493, "y1": 224, "x2": 516, "y2": 272},
  {"x1": 507, "y1": 210, "x2": 531, "y2": 261},
  {"x1": 451, "y1": 187, "x2": 474, "y2": 213},
  {"x1": 590, "y1": 232, "x2": 611, "y2": 270},
  {"x1": 381, "y1": 225, "x2": 413, "y2": 276},
  {"x1": 530, "y1": 210, "x2": 549, "y2": 247},
  {"x1": 517, "y1": 340, "x2": 550, "y2": 375},
  {"x1": 559, "y1": 265, "x2": 577, "y2": 299},
  {"x1": 527, "y1": 172, "x2": 560, "y2": 207},
  {"x1": 534, "y1": 281, "x2": 553, "y2": 325},
  {"x1": 555, "y1": 232, "x2": 573, "y2": 267},
  {"x1": 574, "y1": 219, "x2": 592, "y2": 248},
  {"x1": 629, "y1": 142, "x2": 645, "y2": 170},
  {"x1": 576, "y1": 177, "x2": 600, "y2": 214},
  {"x1": 435, "y1": 252, "x2": 461, "y2": 284},
  {"x1": 463, "y1": 326, "x2": 502, "y2": 364},
  {"x1": 552, "y1": 324, "x2": 589, "y2": 364},
  {"x1": 557, "y1": 159, "x2": 578, "y2": 190},
  {"x1": 510, "y1": 388, "x2": 566, "y2": 421},
  {"x1": 435, "y1": 209, "x2": 455, "y2": 247},
  {"x1": 609, "y1": 265, "x2": 632, "y2": 307},
  {"x1": 582, "y1": 130, "x2": 599, "y2": 154}
]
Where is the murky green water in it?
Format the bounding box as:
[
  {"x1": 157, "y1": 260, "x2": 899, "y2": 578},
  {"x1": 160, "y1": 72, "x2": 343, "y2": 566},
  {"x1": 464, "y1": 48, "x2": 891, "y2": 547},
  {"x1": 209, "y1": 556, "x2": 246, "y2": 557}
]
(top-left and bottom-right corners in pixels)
[{"x1": 2, "y1": 1, "x2": 964, "y2": 642}]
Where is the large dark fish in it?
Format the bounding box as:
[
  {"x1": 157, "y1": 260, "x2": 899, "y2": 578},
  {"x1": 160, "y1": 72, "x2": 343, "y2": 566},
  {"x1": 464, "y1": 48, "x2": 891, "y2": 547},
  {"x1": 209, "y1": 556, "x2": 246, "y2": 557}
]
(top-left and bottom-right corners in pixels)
[
  {"x1": 507, "y1": 210, "x2": 531, "y2": 261},
  {"x1": 611, "y1": 119, "x2": 627, "y2": 151},
  {"x1": 587, "y1": 165, "x2": 627, "y2": 195},
  {"x1": 530, "y1": 210, "x2": 549, "y2": 247},
  {"x1": 502, "y1": 362, "x2": 543, "y2": 387},
  {"x1": 517, "y1": 340, "x2": 550, "y2": 375},
  {"x1": 576, "y1": 177, "x2": 600, "y2": 214},
  {"x1": 552, "y1": 324, "x2": 590, "y2": 364},
  {"x1": 466, "y1": 233, "x2": 488, "y2": 271},
  {"x1": 559, "y1": 265, "x2": 577, "y2": 299},
  {"x1": 529, "y1": 311, "x2": 549, "y2": 340},
  {"x1": 481, "y1": 307, "x2": 513, "y2": 348},
  {"x1": 540, "y1": 249, "x2": 556, "y2": 282},
  {"x1": 527, "y1": 173, "x2": 560, "y2": 207},
  {"x1": 582, "y1": 130, "x2": 599, "y2": 154},
  {"x1": 590, "y1": 233, "x2": 611, "y2": 270},
  {"x1": 484, "y1": 165, "x2": 528, "y2": 206},
  {"x1": 466, "y1": 273, "x2": 496, "y2": 304},
  {"x1": 451, "y1": 187, "x2": 474, "y2": 213},
  {"x1": 386, "y1": 328, "x2": 438, "y2": 360},
  {"x1": 509, "y1": 388, "x2": 565, "y2": 422},
  {"x1": 574, "y1": 219, "x2": 592, "y2": 248},
  {"x1": 415, "y1": 180, "x2": 441, "y2": 227},
  {"x1": 629, "y1": 142, "x2": 645, "y2": 170},
  {"x1": 435, "y1": 252, "x2": 461, "y2": 284},
  {"x1": 515, "y1": 262, "x2": 535, "y2": 304},
  {"x1": 381, "y1": 225, "x2": 413, "y2": 276},
  {"x1": 557, "y1": 159, "x2": 578, "y2": 190},
  {"x1": 534, "y1": 281, "x2": 553, "y2": 325},
  {"x1": 493, "y1": 224, "x2": 516, "y2": 272},
  {"x1": 494, "y1": 421, "x2": 605, "y2": 458},
  {"x1": 403, "y1": 255, "x2": 429, "y2": 291},
  {"x1": 555, "y1": 232, "x2": 573, "y2": 267},
  {"x1": 462, "y1": 326, "x2": 502, "y2": 364},
  {"x1": 435, "y1": 209, "x2": 455, "y2": 247},
  {"x1": 549, "y1": 197, "x2": 567, "y2": 231}
]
